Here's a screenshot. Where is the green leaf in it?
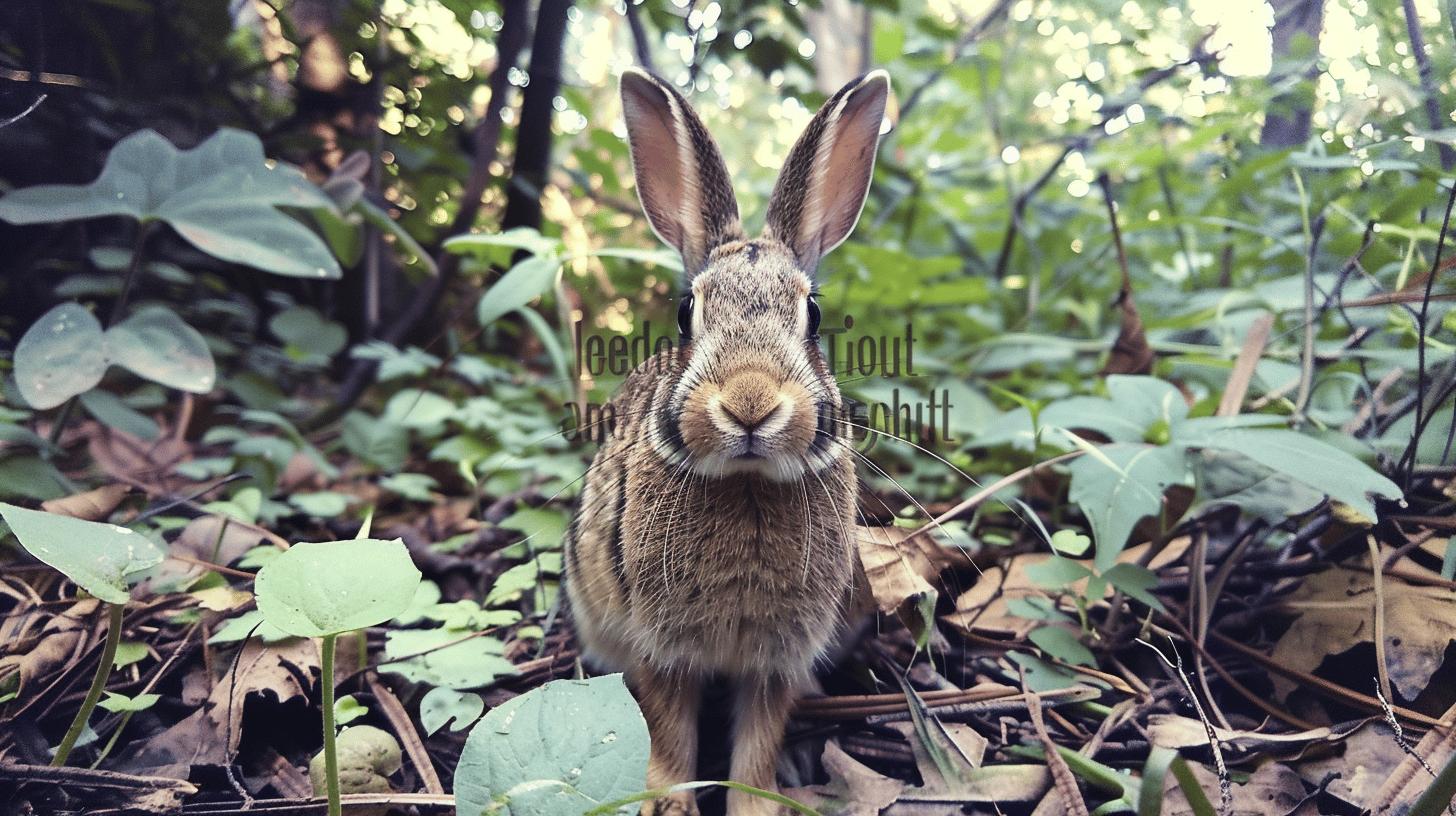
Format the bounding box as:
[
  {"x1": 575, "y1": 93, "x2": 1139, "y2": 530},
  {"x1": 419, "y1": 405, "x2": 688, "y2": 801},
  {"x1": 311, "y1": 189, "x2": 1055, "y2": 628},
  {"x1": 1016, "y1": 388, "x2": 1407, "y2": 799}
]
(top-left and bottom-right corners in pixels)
[
  {"x1": 288, "y1": 491, "x2": 353, "y2": 518},
  {"x1": 13, "y1": 303, "x2": 106, "y2": 409},
  {"x1": 454, "y1": 675, "x2": 649, "y2": 816},
  {"x1": 382, "y1": 389, "x2": 457, "y2": 432},
  {"x1": 420, "y1": 687, "x2": 484, "y2": 735},
  {"x1": 207, "y1": 609, "x2": 295, "y2": 644},
  {"x1": 97, "y1": 691, "x2": 161, "y2": 713},
  {"x1": 0, "y1": 129, "x2": 339, "y2": 278},
  {"x1": 444, "y1": 227, "x2": 560, "y2": 260},
  {"x1": 105, "y1": 306, "x2": 217, "y2": 394},
  {"x1": 1178, "y1": 428, "x2": 1400, "y2": 521},
  {"x1": 1029, "y1": 626, "x2": 1096, "y2": 667},
  {"x1": 254, "y1": 538, "x2": 421, "y2": 637},
  {"x1": 477, "y1": 254, "x2": 562, "y2": 327},
  {"x1": 1102, "y1": 563, "x2": 1164, "y2": 611},
  {"x1": 334, "y1": 694, "x2": 369, "y2": 727},
  {"x1": 1067, "y1": 444, "x2": 1188, "y2": 570},
  {"x1": 79, "y1": 390, "x2": 160, "y2": 441},
  {"x1": 0, "y1": 503, "x2": 163, "y2": 603},
  {"x1": 1024, "y1": 557, "x2": 1094, "y2": 589},
  {"x1": 113, "y1": 641, "x2": 149, "y2": 668},
  {"x1": 269, "y1": 306, "x2": 347, "y2": 361},
  {"x1": 381, "y1": 628, "x2": 515, "y2": 689},
  {"x1": 1050, "y1": 529, "x2": 1091, "y2": 557}
]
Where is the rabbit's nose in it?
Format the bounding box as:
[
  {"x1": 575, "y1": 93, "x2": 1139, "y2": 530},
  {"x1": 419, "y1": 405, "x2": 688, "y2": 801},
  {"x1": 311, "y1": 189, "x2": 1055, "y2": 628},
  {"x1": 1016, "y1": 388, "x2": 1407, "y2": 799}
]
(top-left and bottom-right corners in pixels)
[{"x1": 718, "y1": 371, "x2": 785, "y2": 432}]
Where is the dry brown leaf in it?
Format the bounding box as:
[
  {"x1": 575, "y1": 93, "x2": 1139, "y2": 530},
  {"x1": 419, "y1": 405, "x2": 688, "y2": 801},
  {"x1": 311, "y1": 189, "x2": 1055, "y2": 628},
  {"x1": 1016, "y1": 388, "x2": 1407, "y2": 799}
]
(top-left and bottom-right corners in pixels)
[
  {"x1": 790, "y1": 740, "x2": 904, "y2": 816},
  {"x1": 1271, "y1": 558, "x2": 1456, "y2": 700},
  {"x1": 85, "y1": 422, "x2": 191, "y2": 494},
  {"x1": 1292, "y1": 721, "x2": 1404, "y2": 810},
  {"x1": 1148, "y1": 714, "x2": 1363, "y2": 756},
  {"x1": 125, "y1": 637, "x2": 318, "y2": 773},
  {"x1": 0, "y1": 598, "x2": 100, "y2": 692},
  {"x1": 855, "y1": 525, "x2": 938, "y2": 616},
  {"x1": 1101, "y1": 289, "x2": 1154, "y2": 376},
  {"x1": 943, "y1": 537, "x2": 1190, "y2": 638},
  {"x1": 1163, "y1": 761, "x2": 1315, "y2": 816},
  {"x1": 41, "y1": 483, "x2": 130, "y2": 521}
]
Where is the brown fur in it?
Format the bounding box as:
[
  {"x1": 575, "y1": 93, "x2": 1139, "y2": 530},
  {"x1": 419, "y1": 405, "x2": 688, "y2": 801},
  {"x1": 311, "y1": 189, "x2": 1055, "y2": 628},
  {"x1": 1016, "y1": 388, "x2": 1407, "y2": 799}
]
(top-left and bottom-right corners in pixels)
[{"x1": 566, "y1": 68, "x2": 890, "y2": 816}]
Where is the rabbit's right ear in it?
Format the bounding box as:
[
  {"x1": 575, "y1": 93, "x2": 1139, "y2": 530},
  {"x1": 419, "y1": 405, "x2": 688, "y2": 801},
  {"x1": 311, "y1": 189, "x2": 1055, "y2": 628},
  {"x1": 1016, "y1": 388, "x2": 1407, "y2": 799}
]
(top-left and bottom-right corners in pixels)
[{"x1": 620, "y1": 69, "x2": 743, "y2": 277}]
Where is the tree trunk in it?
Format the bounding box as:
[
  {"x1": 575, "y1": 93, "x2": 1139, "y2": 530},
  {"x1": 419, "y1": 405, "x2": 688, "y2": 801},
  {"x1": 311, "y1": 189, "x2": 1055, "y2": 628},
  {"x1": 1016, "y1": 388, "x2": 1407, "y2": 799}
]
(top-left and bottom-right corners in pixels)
[
  {"x1": 502, "y1": 0, "x2": 572, "y2": 233},
  {"x1": 1260, "y1": 0, "x2": 1325, "y2": 148}
]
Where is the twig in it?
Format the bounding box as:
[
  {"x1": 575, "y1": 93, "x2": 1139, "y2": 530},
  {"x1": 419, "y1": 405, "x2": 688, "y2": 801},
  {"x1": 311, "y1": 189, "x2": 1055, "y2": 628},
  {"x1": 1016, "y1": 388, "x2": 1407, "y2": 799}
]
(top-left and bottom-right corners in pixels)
[
  {"x1": 0, "y1": 762, "x2": 196, "y2": 792},
  {"x1": 364, "y1": 672, "x2": 443, "y2": 795},
  {"x1": 897, "y1": 0, "x2": 1015, "y2": 119},
  {"x1": 1400, "y1": 180, "x2": 1456, "y2": 486},
  {"x1": 1217, "y1": 314, "x2": 1274, "y2": 417},
  {"x1": 1400, "y1": 0, "x2": 1456, "y2": 170},
  {"x1": 1368, "y1": 535, "x2": 1394, "y2": 704},
  {"x1": 1021, "y1": 672, "x2": 1089, "y2": 816},
  {"x1": 903, "y1": 451, "x2": 1083, "y2": 543},
  {"x1": 1375, "y1": 681, "x2": 1456, "y2": 816},
  {"x1": 1137, "y1": 638, "x2": 1231, "y2": 815},
  {"x1": 0, "y1": 93, "x2": 47, "y2": 128}
]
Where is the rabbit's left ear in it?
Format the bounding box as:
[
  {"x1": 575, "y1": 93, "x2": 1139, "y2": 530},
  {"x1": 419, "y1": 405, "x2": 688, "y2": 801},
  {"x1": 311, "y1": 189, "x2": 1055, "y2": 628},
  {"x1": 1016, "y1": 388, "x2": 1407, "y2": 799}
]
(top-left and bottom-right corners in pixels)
[{"x1": 765, "y1": 71, "x2": 891, "y2": 273}]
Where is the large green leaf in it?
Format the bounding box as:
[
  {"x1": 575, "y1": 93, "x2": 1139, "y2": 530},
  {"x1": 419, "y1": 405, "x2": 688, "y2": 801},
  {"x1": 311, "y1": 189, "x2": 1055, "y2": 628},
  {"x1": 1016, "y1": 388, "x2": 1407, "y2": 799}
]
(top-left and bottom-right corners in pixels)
[
  {"x1": 0, "y1": 129, "x2": 339, "y2": 278},
  {"x1": 454, "y1": 674, "x2": 649, "y2": 816},
  {"x1": 13, "y1": 303, "x2": 216, "y2": 409},
  {"x1": 255, "y1": 539, "x2": 421, "y2": 637},
  {"x1": 1178, "y1": 428, "x2": 1401, "y2": 521},
  {"x1": 477, "y1": 254, "x2": 563, "y2": 327},
  {"x1": 1068, "y1": 443, "x2": 1189, "y2": 570},
  {"x1": 0, "y1": 503, "x2": 163, "y2": 603}
]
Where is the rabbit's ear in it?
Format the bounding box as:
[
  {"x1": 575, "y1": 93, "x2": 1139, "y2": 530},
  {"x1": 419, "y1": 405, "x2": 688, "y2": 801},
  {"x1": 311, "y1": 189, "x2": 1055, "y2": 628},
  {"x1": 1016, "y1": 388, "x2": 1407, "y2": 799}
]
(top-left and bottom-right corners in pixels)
[
  {"x1": 620, "y1": 68, "x2": 743, "y2": 277},
  {"x1": 765, "y1": 71, "x2": 890, "y2": 273}
]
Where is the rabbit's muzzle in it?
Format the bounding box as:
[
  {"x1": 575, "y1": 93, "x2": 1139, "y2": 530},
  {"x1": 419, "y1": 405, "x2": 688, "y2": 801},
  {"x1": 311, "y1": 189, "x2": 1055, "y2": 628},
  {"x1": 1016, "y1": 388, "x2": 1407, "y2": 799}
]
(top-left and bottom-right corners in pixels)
[{"x1": 678, "y1": 368, "x2": 819, "y2": 475}]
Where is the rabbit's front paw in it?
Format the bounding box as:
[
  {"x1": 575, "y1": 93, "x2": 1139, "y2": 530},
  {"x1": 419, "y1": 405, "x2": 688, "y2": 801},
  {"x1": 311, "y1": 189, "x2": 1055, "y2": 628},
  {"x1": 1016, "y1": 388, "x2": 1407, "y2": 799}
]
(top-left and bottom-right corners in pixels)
[{"x1": 641, "y1": 791, "x2": 698, "y2": 816}]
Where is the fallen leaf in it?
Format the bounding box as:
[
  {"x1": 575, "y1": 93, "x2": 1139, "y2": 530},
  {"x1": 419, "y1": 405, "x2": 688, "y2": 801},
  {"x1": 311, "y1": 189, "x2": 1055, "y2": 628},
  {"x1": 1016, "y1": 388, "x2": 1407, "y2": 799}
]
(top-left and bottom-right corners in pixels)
[
  {"x1": 856, "y1": 525, "x2": 938, "y2": 615},
  {"x1": 790, "y1": 740, "x2": 904, "y2": 816},
  {"x1": 1272, "y1": 557, "x2": 1456, "y2": 700},
  {"x1": 0, "y1": 599, "x2": 100, "y2": 692},
  {"x1": 1101, "y1": 288, "x2": 1153, "y2": 376},
  {"x1": 41, "y1": 483, "x2": 130, "y2": 521},
  {"x1": 124, "y1": 637, "x2": 318, "y2": 773},
  {"x1": 1292, "y1": 721, "x2": 1403, "y2": 810}
]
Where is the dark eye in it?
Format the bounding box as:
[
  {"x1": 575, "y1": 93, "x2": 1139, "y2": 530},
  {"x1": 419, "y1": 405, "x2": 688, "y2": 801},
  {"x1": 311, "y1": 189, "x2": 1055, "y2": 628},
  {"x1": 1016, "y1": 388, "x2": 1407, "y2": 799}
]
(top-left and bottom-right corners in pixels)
[
  {"x1": 677, "y1": 294, "x2": 694, "y2": 338},
  {"x1": 806, "y1": 296, "x2": 821, "y2": 338}
]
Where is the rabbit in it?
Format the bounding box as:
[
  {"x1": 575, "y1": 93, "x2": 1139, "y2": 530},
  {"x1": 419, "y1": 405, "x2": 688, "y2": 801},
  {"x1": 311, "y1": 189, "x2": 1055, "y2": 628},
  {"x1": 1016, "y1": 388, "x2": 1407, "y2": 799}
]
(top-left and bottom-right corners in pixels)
[{"x1": 563, "y1": 67, "x2": 890, "y2": 816}]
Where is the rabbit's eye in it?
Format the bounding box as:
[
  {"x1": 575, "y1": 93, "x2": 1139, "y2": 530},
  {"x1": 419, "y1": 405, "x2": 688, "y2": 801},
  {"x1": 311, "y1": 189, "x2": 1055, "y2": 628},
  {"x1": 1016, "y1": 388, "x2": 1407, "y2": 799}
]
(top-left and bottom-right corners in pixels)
[
  {"x1": 806, "y1": 296, "x2": 822, "y2": 338},
  {"x1": 677, "y1": 295, "x2": 694, "y2": 338}
]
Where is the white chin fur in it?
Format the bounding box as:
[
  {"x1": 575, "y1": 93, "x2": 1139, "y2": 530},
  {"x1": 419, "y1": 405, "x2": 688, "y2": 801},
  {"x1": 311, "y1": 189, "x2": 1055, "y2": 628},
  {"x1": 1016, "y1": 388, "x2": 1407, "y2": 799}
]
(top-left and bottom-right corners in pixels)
[{"x1": 689, "y1": 452, "x2": 807, "y2": 482}]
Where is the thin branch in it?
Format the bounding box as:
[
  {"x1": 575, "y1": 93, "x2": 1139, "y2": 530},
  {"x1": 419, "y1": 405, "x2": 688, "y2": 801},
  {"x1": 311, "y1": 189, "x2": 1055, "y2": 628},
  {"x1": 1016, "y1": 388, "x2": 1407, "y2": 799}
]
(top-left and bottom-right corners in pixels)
[
  {"x1": 1400, "y1": 0, "x2": 1456, "y2": 170},
  {"x1": 1399, "y1": 180, "x2": 1456, "y2": 486}
]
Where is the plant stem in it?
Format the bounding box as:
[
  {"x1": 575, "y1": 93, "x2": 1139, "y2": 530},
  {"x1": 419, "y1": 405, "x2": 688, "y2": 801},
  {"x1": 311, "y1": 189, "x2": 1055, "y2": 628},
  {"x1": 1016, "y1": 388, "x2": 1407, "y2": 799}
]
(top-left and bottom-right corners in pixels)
[
  {"x1": 52, "y1": 603, "x2": 123, "y2": 767},
  {"x1": 321, "y1": 633, "x2": 340, "y2": 816},
  {"x1": 110, "y1": 221, "x2": 157, "y2": 329}
]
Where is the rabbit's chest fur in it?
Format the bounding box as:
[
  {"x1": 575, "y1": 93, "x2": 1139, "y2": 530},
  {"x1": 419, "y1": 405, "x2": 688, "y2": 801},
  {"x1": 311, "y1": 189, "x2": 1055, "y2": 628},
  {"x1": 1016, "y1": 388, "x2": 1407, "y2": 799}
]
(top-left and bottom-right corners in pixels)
[{"x1": 566, "y1": 356, "x2": 857, "y2": 680}]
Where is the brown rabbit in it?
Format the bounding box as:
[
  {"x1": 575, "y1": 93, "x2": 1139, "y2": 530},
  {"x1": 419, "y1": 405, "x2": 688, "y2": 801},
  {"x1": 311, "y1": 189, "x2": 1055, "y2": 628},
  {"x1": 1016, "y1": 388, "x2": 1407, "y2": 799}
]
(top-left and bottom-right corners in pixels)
[{"x1": 564, "y1": 68, "x2": 890, "y2": 816}]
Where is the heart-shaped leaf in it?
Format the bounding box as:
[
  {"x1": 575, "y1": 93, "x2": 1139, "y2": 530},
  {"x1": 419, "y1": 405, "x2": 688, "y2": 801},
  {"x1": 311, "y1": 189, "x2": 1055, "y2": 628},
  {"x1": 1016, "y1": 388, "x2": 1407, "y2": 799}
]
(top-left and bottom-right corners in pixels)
[
  {"x1": 13, "y1": 303, "x2": 217, "y2": 409},
  {"x1": 420, "y1": 687, "x2": 484, "y2": 735},
  {"x1": 105, "y1": 307, "x2": 217, "y2": 394},
  {"x1": 477, "y1": 254, "x2": 562, "y2": 327},
  {"x1": 454, "y1": 674, "x2": 649, "y2": 816},
  {"x1": 0, "y1": 129, "x2": 339, "y2": 278},
  {"x1": 1067, "y1": 443, "x2": 1188, "y2": 570},
  {"x1": 0, "y1": 503, "x2": 164, "y2": 603},
  {"x1": 255, "y1": 539, "x2": 421, "y2": 637},
  {"x1": 13, "y1": 304, "x2": 106, "y2": 409}
]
